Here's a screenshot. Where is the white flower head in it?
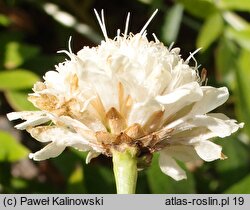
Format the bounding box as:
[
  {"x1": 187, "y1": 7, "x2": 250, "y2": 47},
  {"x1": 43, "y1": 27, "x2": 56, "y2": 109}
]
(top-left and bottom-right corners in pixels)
[{"x1": 7, "y1": 9, "x2": 243, "y2": 181}]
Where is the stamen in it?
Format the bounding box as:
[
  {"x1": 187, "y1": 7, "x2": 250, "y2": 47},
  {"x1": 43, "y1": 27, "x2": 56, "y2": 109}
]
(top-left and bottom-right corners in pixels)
[
  {"x1": 117, "y1": 29, "x2": 121, "y2": 37},
  {"x1": 101, "y1": 9, "x2": 109, "y2": 40},
  {"x1": 68, "y1": 36, "x2": 73, "y2": 54},
  {"x1": 57, "y1": 37, "x2": 74, "y2": 59},
  {"x1": 152, "y1": 33, "x2": 159, "y2": 43},
  {"x1": 168, "y1": 42, "x2": 175, "y2": 51},
  {"x1": 124, "y1": 12, "x2": 130, "y2": 38},
  {"x1": 94, "y1": 9, "x2": 109, "y2": 41},
  {"x1": 185, "y1": 48, "x2": 201, "y2": 65},
  {"x1": 57, "y1": 50, "x2": 74, "y2": 60},
  {"x1": 140, "y1": 9, "x2": 158, "y2": 35}
]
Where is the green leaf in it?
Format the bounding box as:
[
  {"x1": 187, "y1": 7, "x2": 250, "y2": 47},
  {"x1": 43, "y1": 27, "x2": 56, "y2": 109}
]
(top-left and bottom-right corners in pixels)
[
  {"x1": 215, "y1": 38, "x2": 237, "y2": 88},
  {"x1": 51, "y1": 150, "x2": 87, "y2": 193},
  {"x1": 0, "y1": 69, "x2": 39, "y2": 90},
  {"x1": 177, "y1": 0, "x2": 217, "y2": 19},
  {"x1": 147, "y1": 153, "x2": 196, "y2": 193},
  {"x1": 0, "y1": 14, "x2": 11, "y2": 26},
  {"x1": 11, "y1": 178, "x2": 29, "y2": 191},
  {"x1": 219, "y1": 0, "x2": 250, "y2": 12},
  {"x1": 197, "y1": 13, "x2": 223, "y2": 51},
  {"x1": 225, "y1": 27, "x2": 250, "y2": 51},
  {"x1": 222, "y1": 11, "x2": 249, "y2": 31},
  {"x1": 235, "y1": 49, "x2": 250, "y2": 137},
  {"x1": 67, "y1": 165, "x2": 86, "y2": 193},
  {"x1": 215, "y1": 137, "x2": 250, "y2": 191},
  {"x1": 4, "y1": 42, "x2": 40, "y2": 69},
  {"x1": 5, "y1": 90, "x2": 37, "y2": 111},
  {"x1": 225, "y1": 174, "x2": 250, "y2": 193},
  {"x1": 0, "y1": 131, "x2": 29, "y2": 162},
  {"x1": 161, "y1": 4, "x2": 184, "y2": 44}
]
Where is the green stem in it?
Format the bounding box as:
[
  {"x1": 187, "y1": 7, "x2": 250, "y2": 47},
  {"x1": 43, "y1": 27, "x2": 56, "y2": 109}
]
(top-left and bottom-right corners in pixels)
[{"x1": 112, "y1": 148, "x2": 138, "y2": 194}]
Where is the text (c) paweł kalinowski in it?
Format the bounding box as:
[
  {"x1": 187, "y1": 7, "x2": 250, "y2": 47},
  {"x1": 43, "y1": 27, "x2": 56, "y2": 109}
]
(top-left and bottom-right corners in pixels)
[{"x1": 20, "y1": 196, "x2": 104, "y2": 206}]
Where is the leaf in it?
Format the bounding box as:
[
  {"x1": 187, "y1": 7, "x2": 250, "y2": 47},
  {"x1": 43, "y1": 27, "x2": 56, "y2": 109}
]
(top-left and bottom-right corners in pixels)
[
  {"x1": 67, "y1": 165, "x2": 86, "y2": 193},
  {"x1": 222, "y1": 11, "x2": 249, "y2": 31},
  {"x1": 215, "y1": 38, "x2": 237, "y2": 88},
  {"x1": 147, "y1": 153, "x2": 196, "y2": 193},
  {"x1": 5, "y1": 90, "x2": 37, "y2": 111},
  {"x1": 0, "y1": 14, "x2": 11, "y2": 26},
  {"x1": 197, "y1": 13, "x2": 224, "y2": 51},
  {"x1": 161, "y1": 4, "x2": 184, "y2": 44},
  {"x1": 10, "y1": 178, "x2": 29, "y2": 191},
  {"x1": 51, "y1": 150, "x2": 87, "y2": 193},
  {"x1": 0, "y1": 130, "x2": 29, "y2": 162},
  {"x1": 136, "y1": 171, "x2": 151, "y2": 193},
  {"x1": 4, "y1": 42, "x2": 40, "y2": 69},
  {"x1": 0, "y1": 69, "x2": 39, "y2": 90},
  {"x1": 219, "y1": 0, "x2": 250, "y2": 12},
  {"x1": 224, "y1": 174, "x2": 250, "y2": 193},
  {"x1": 235, "y1": 49, "x2": 250, "y2": 137},
  {"x1": 215, "y1": 136, "x2": 250, "y2": 191},
  {"x1": 177, "y1": 0, "x2": 217, "y2": 19},
  {"x1": 225, "y1": 27, "x2": 250, "y2": 51}
]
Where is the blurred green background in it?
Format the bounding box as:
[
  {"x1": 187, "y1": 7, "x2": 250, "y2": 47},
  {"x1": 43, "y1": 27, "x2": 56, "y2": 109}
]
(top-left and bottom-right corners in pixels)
[{"x1": 1, "y1": 0, "x2": 250, "y2": 194}]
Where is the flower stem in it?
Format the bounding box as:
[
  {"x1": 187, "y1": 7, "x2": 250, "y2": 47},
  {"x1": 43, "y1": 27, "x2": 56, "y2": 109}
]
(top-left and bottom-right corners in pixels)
[{"x1": 112, "y1": 147, "x2": 138, "y2": 194}]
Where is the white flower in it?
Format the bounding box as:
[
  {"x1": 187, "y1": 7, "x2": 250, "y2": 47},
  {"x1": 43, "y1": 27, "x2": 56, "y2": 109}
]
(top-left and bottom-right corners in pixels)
[{"x1": 7, "y1": 10, "x2": 243, "y2": 181}]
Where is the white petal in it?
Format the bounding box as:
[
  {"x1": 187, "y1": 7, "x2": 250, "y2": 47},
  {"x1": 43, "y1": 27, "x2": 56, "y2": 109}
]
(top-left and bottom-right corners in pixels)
[
  {"x1": 15, "y1": 117, "x2": 50, "y2": 130},
  {"x1": 189, "y1": 114, "x2": 242, "y2": 138},
  {"x1": 7, "y1": 111, "x2": 51, "y2": 130},
  {"x1": 159, "y1": 152, "x2": 187, "y2": 181},
  {"x1": 7, "y1": 111, "x2": 46, "y2": 121},
  {"x1": 53, "y1": 115, "x2": 92, "y2": 131},
  {"x1": 163, "y1": 145, "x2": 201, "y2": 162},
  {"x1": 156, "y1": 82, "x2": 202, "y2": 104},
  {"x1": 128, "y1": 99, "x2": 162, "y2": 126},
  {"x1": 50, "y1": 115, "x2": 98, "y2": 142},
  {"x1": 170, "y1": 126, "x2": 217, "y2": 144},
  {"x1": 157, "y1": 82, "x2": 203, "y2": 123},
  {"x1": 191, "y1": 86, "x2": 229, "y2": 115},
  {"x1": 207, "y1": 113, "x2": 244, "y2": 132},
  {"x1": 28, "y1": 126, "x2": 91, "y2": 146},
  {"x1": 194, "y1": 141, "x2": 222, "y2": 162},
  {"x1": 143, "y1": 64, "x2": 172, "y2": 96},
  {"x1": 86, "y1": 151, "x2": 101, "y2": 164},
  {"x1": 81, "y1": 72, "x2": 119, "y2": 110},
  {"x1": 29, "y1": 142, "x2": 65, "y2": 161}
]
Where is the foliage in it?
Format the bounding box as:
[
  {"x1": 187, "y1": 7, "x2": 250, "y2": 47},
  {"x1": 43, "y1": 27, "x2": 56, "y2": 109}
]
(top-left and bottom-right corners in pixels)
[{"x1": 0, "y1": 0, "x2": 250, "y2": 193}]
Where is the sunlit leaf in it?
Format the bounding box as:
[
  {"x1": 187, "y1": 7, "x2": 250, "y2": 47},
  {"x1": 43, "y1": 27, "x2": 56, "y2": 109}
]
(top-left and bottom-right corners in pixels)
[
  {"x1": 197, "y1": 13, "x2": 223, "y2": 51},
  {"x1": 222, "y1": 11, "x2": 249, "y2": 31},
  {"x1": 0, "y1": 69, "x2": 39, "y2": 90},
  {"x1": 68, "y1": 165, "x2": 86, "y2": 193},
  {"x1": 147, "y1": 153, "x2": 196, "y2": 193},
  {"x1": 161, "y1": 4, "x2": 183, "y2": 44},
  {"x1": 177, "y1": 0, "x2": 217, "y2": 19},
  {"x1": 0, "y1": 14, "x2": 11, "y2": 26},
  {"x1": 219, "y1": 0, "x2": 250, "y2": 12},
  {"x1": 4, "y1": 42, "x2": 40, "y2": 69},
  {"x1": 5, "y1": 90, "x2": 37, "y2": 111},
  {"x1": 0, "y1": 131, "x2": 29, "y2": 162},
  {"x1": 225, "y1": 27, "x2": 250, "y2": 51}
]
